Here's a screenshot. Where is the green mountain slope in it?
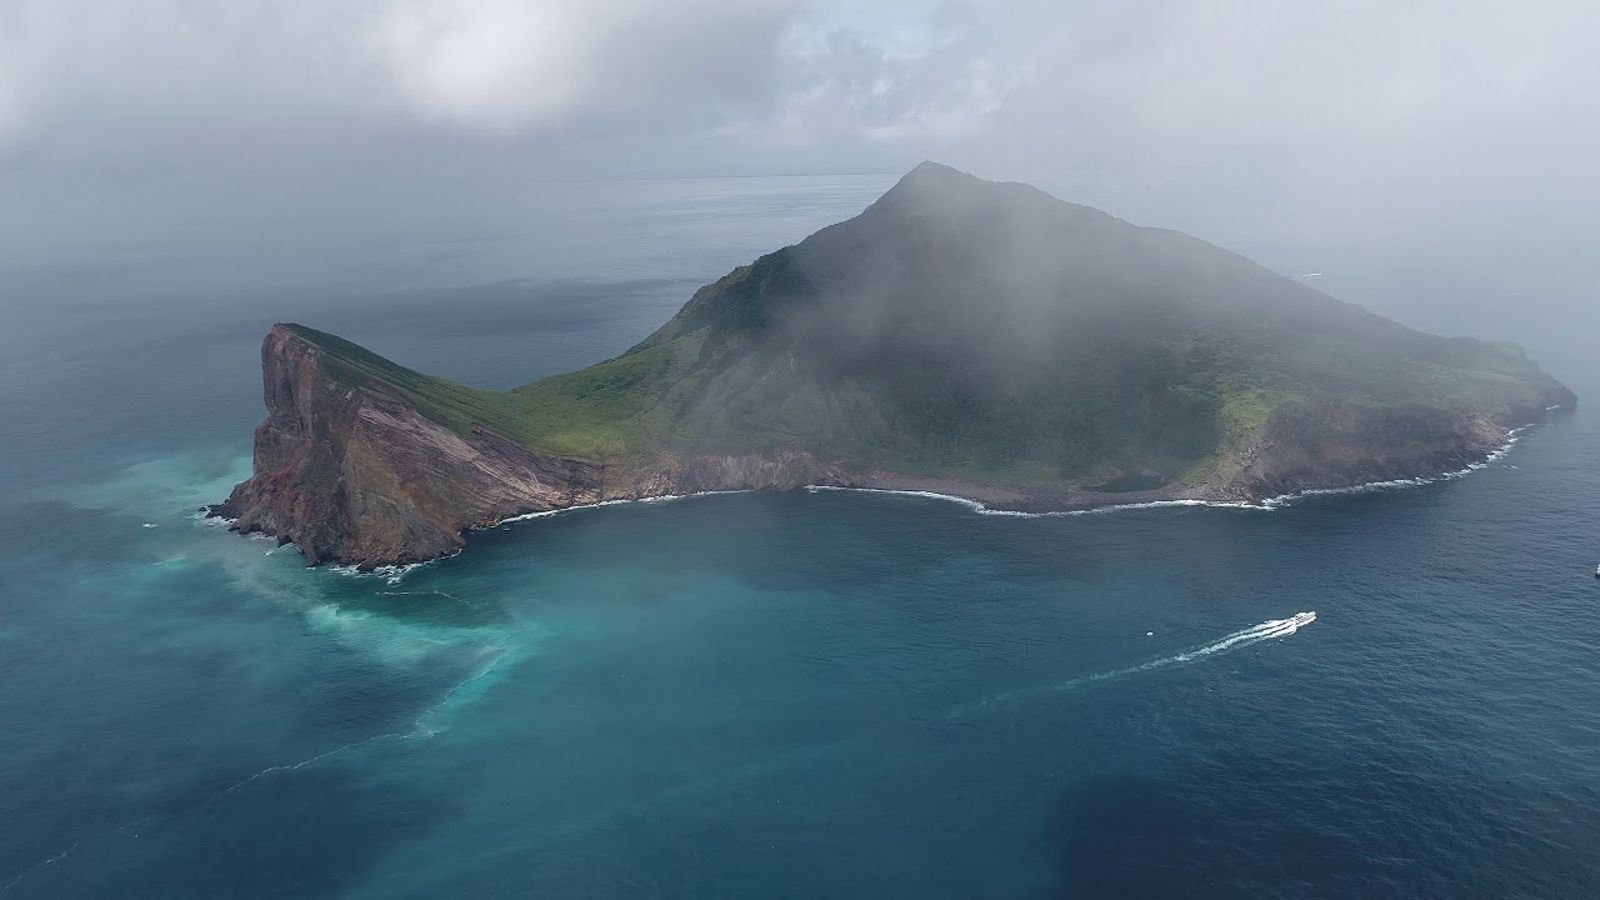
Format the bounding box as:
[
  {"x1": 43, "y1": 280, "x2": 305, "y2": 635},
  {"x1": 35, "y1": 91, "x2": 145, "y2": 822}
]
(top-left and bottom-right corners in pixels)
[
  {"x1": 287, "y1": 162, "x2": 1569, "y2": 489},
  {"x1": 226, "y1": 162, "x2": 1573, "y2": 566}
]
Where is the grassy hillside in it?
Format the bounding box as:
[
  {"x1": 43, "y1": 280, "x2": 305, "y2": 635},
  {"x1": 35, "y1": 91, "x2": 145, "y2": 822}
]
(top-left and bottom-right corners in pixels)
[{"x1": 284, "y1": 164, "x2": 1567, "y2": 489}]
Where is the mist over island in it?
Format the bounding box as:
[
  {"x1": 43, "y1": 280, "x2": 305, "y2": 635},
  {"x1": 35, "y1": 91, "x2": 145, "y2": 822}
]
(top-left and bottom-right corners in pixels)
[
  {"x1": 213, "y1": 162, "x2": 1573, "y2": 568},
  {"x1": 5, "y1": 4, "x2": 1600, "y2": 898}
]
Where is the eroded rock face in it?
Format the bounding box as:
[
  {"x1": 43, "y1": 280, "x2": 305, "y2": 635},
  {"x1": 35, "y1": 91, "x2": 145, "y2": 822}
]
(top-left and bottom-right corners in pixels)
[
  {"x1": 213, "y1": 164, "x2": 1580, "y2": 568},
  {"x1": 213, "y1": 327, "x2": 856, "y2": 568},
  {"x1": 1216, "y1": 402, "x2": 1516, "y2": 502},
  {"x1": 211, "y1": 162, "x2": 1580, "y2": 568},
  {"x1": 215, "y1": 325, "x2": 1572, "y2": 569}
]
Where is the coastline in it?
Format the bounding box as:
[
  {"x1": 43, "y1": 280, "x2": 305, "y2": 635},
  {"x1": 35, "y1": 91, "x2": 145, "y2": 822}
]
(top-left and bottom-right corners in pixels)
[
  {"x1": 289, "y1": 416, "x2": 1546, "y2": 582},
  {"x1": 211, "y1": 313, "x2": 1575, "y2": 572},
  {"x1": 801, "y1": 417, "x2": 1544, "y2": 519}
]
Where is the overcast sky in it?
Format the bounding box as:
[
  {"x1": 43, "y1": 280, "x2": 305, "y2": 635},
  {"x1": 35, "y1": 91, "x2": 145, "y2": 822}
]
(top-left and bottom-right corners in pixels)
[
  {"x1": 2, "y1": 0, "x2": 1596, "y2": 372},
  {"x1": 5, "y1": 0, "x2": 1595, "y2": 173}
]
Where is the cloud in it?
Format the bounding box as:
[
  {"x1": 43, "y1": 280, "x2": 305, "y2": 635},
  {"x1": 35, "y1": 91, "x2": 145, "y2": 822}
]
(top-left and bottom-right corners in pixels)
[
  {"x1": 1, "y1": 0, "x2": 1595, "y2": 375},
  {"x1": 0, "y1": 1, "x2": 387, "y2": 161},
  {"x1": 2, "y1": 0, "x2": 1598, "y2": 251},
  {"x1": 765, "y1": 0, "x2": 1600, "y2": 180},
  {"x1": 0, "y1": 0, "x2": 807, "y2": 161},
  {"x1": 771, "y1": 21, "x2": 1029, "y2": 145},
  {"x1": 367, "y1": 0, "x2": 802, "y2": 135},
  {"x1": 7, "y1": 0, "x2": 1593, "y2": 178}
]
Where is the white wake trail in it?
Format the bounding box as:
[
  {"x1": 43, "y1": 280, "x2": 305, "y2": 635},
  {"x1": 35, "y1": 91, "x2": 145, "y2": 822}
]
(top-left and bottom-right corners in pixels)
[{"x1": 951, "y1": 612, "x2": 1316, "y2": 717}]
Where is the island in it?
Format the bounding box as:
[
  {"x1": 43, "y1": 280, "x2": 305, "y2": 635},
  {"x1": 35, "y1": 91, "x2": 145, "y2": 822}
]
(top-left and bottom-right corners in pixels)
[{"x1": 211, "y1": 162, "x2": 1576, "y2": 568}]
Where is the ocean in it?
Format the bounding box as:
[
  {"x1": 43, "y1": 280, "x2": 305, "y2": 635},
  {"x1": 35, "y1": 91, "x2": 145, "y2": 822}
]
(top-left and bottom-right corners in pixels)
[{"x1": 2, "y1": 174, "x2": 1598, "y2": 899}]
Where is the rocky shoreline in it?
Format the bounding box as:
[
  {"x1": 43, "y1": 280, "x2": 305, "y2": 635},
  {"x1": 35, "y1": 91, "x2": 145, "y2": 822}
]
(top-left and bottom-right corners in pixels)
[
  {"x1": 211, "y1": 327, "x2": 1571, "y2": 569},
  {"x1": 211, "y1": 412, "x2": 1547, "y2": 571},
  {"x1": 210, "y1": 165, "x2": 1579, "y2": 570}
]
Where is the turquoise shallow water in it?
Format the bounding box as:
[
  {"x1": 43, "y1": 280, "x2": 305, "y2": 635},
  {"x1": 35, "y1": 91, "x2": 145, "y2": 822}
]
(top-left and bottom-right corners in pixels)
[{"x1": 3, "y1": 175, "x2": 1599, "y2": 898}]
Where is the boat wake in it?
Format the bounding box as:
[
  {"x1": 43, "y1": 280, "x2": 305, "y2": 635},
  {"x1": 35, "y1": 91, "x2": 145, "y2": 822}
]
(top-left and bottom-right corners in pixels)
[
  {"x1": 486, "y1": 611, "x2": 1322, "y2": 854},
  {"x1": 950, "y1": 612, "x2": 1317, "y2": 717}
]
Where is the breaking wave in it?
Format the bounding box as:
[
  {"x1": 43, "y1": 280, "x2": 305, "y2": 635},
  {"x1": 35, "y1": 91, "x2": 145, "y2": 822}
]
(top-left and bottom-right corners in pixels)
[
  {"x1": 1261, "y1": 426, "x2": 1531, "y2": 505},
  {"x1": 807, "y1": 423, "x2": 1537, "y2": 518},
  {"x1": 495, "y1": 489, "x2": 750, "y2": 526},
  {"x1": 803, "y1": 484, "x2": 1270, "y2": 516},
  {"x1": 327, "y1": 559, "x2": 444, "y2": 585}
]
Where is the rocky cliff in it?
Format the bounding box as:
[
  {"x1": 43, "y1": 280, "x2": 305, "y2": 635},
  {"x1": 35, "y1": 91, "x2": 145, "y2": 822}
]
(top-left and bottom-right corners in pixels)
[
  {"x1": 212, "y1": 326, "x2": 855, "y2": 566},
  {"x1": 213, "y1": 328, "x2": 1570, "y2": 569},
  {"x1": 213, "y1": 163, "x2": 1576, "y2": 568}
]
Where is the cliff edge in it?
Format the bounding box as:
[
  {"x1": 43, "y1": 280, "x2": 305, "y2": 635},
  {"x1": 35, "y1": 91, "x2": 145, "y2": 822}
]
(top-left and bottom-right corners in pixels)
[
  {"x1": 212, "y1": 326, "x2": 853, "y2": 566},
  {"x1": 213, "y1": 163, "x2": 1576, "y2": 567}
]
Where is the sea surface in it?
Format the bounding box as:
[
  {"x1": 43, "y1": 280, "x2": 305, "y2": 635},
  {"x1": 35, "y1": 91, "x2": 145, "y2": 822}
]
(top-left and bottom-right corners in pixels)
[{"x1": 2, "y1": 174, "x2": 1598, "y2": 899}]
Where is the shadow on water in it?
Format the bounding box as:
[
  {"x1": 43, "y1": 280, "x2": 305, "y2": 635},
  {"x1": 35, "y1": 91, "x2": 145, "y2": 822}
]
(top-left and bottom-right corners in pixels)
[{"x1": 1036, "y1": 751, "x2": 1600, "y2": 900}]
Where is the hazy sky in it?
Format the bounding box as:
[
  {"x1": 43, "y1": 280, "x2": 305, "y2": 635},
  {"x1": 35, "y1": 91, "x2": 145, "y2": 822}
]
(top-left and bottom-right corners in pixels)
[
  {"x1": 2, "y1": 1, "x2": 1595, "y2": 373},
  {"x1": 5, "y1": 0, "x2": 1595, "y2": 171}
]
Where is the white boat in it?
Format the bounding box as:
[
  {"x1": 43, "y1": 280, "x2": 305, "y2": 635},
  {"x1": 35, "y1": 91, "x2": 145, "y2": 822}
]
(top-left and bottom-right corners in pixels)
[
  {"x1": 1282, "y1": 611, "x2": 1317, "y2": 633},
  {"x1": 1262, "y1": 611, "x2": 1317, "y2": 637}
]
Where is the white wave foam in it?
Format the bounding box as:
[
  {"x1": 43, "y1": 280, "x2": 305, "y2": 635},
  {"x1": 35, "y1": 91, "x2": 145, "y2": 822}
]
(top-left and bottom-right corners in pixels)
[
  {"x1": 0, "y1": 839, "x2": 82, "y2": 896},
  {"x1": 224, "y1": 641, "x2": 519, "y2": 795},
  {"x1": 1062, "y1": 497, "x2": 1266, "y2": 515},
  {"x1": 325, "y1": 558, "x2": 450, "y2": 585},
  {"x1": 193, "y1": 510, "x2": 237, "y2": 528},
  {"x1": 1254, "y1": 427, "x2": 1534, "y2": 507},
  {"x1": 810, "y1": 421, "x2": 1539, "y2": 518},
  {"x1": 298, "y1": 602, "x2": 483, "y2": 665},
  {"x1": 802, "y1": 484, "x2": 1268, "y2": 518},
  {"x1": 952, "y1": 612, "x2": 1317, "y2": 716},
  {"x1": 194, "y1": 418, "x2": 1541, "y2": 584},
  {"x1": 376, "y1": 588, "x2": 466, "y2": 605},
  {"x1": 541, "y1": 419, "x2": 1534, "y2": 527},
  {"x1": 494, "y1": 489, "x2": 750, "y2": 527},
  {"x1": 804, "y1": 484, "x2": 1004, "y2": 514},
  {"x1": 412, "y1": 644, "x2": 517, "y2": 737},
  {"x1": 225, "y1": 737, "x2": 386, "y2": 793}
]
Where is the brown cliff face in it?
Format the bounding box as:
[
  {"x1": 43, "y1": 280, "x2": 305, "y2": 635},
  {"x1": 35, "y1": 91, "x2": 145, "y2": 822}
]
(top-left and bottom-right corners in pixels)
[
  {"x1": 214, "y1": 328, "x2": 1558, "y2": 569},
  {"x1": 213, "y1": 327, "x2": 1572, "y2": 568},
  {"x1": 1213, "y1": 402, "x2": 1520, "y2": 502},
  {"x1": 212, "y1": 326, "x2": 855, "y2": 568},
  {"x1": 212, "y1": 164, "x2": 1580, "y2": 568}
]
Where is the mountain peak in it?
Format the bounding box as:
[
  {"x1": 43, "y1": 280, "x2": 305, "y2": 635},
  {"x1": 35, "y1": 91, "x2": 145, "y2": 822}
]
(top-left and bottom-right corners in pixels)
[
  {"x1": 885, "y1": 160, "x2": 985, "y2": 196},
  {"x1": 868, "y1": 160, "x2": 1084, "y2": 228},
  {"x1": 905, "y1": 159, "x2": 974, "y2": 179},
  {"x1": 216, "y1": 167, "x2": 1574, "y2": 568},
  {"x1": 862, "y1": 161, "x2": 1033, "y2": 228}
]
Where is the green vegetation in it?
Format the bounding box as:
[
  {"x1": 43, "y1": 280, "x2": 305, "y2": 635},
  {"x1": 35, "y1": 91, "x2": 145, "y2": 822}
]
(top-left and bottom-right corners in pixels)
[
  {"x1": 282, "y1": 163, "x2": 1566, "y2": 490},
  {"x1": 283, "y1": 324, "x2": 511, "y2": 435}
]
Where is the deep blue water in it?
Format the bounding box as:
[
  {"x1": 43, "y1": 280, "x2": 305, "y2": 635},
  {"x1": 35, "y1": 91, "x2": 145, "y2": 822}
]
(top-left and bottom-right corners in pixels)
[{"x1": 2, "y1": 175, "x2": 1599, "y2": 899}]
